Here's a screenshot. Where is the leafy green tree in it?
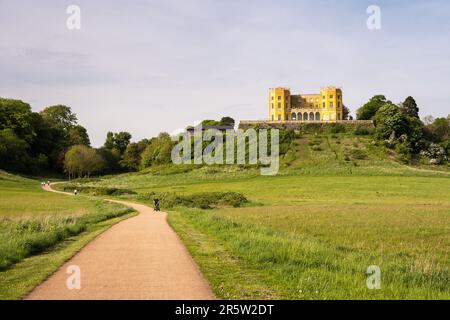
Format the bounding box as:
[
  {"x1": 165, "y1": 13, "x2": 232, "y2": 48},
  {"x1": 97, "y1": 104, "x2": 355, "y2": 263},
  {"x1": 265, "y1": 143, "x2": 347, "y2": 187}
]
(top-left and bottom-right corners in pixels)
[
  {"x1": 103, "y1": 131, "x2": 132, "y2": 154},
  {"x1": 401, "y1": 96, "x2": 419, "y2": 118},
  {"x1": 357, "y1": 95, "x2": 389, "y2": 120},
  {"x1": 68, "y1": 125, "x2": 90, "y2": 146},
  {"x1": 374, "y1": 103, "x2": 410, "y2": 140},
  {"x1": 104, "y1": 132, "x2": 115, "y2": 149},
  {"x1": 39, "y1": 105, "x2": 83, "y2": 171},
  {"x1": 113, "y1": 132, "x2": 132, "y2": 154},
  {"x1": 427, "y1": 117, "x2": 450, "y2": 143},
  {"x1": 374, "y1": 102, "x2": 426, "y2": 156},
  {"x1": 40, "y1": 105, "x2": 77, "y2": 130},
  {"x1": 96, "y1": 147, "x2": 122, "y2": 173},
  {"x1": 140, "y1": 133, "x2": 173, "y2": 168},
  {"x1": 120, "y1": 139, "x2": 149, "y2": 171},
  {"x1": 0, "y1": 98, "x2": 36, "y2": 144},
  {"x1": 64, "y1": 145, "x2": 106, "y2": 178},
  {"x1": 201, "y1": 119, "x2": 220, "y2": 126},
  {"x1": 0, "y1": 129, "x2": 30, "y2": 172},
  {"x1": 219, "y1": 117, "x2": 235, "y2": 126}
]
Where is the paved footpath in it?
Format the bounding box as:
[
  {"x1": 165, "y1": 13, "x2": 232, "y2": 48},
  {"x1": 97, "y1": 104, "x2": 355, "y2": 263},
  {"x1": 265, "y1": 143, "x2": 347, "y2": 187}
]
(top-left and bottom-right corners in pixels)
[{"x1": 26, "y1": 184, "x2": 214, "y2": 300}]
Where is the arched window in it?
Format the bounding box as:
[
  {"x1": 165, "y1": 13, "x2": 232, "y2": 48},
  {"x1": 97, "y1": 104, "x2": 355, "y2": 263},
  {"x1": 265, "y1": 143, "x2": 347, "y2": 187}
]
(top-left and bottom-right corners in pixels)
[
  {"x1": 291, "y1": 112, "x2": 296, "y2": 121},
  {"x1": 309, "y1": 112, "x2": 314, "y2": 121},
  {"x1": 315, "y1": 112, "x2": 320, "y2": 121},
  {"x1": 298, "y1": 112, "x2": 302, "y2": 121},
  {"x1": 303, "y1": 112, "x2": 308, "y2": 121}
]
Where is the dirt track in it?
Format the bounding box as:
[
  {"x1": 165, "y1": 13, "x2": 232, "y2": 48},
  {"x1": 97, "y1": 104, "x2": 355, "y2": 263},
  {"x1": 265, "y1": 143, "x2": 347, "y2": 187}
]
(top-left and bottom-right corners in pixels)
[{"x1": 25, "y1": 185, "x2": 214, "y2": 300}]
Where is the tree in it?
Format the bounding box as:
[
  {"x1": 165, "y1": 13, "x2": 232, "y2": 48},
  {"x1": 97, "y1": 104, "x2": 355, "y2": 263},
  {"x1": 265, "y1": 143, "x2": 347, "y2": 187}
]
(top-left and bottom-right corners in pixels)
[
  {"x1": 97, "y1": 147, "x2": 122, "y2": 173},
  {"x1": 64, "y1": 145, "x2": 106, "y2": 178},
  {"x1": 356, "y1": 95, "x2": 389, "y2": 120},
  {"x1": 219, "y1": 117, "x2": 235, "y2": 126},
  {"x1": 40, "y1": 105, "x2": 83, "y2": 171},
  {"x1": 40, "y1": 105, "x2": 77, "y2": 130},
  {"x1": 0, "y1": 129, "x2": 31, "y2": 173},
  {"x1": 374, "y1": 102, "x2": 426, "y2": 156},
  {"x1": 374, "y1": 103, "x2": 410, "y2": 140},
  {"x1": 113, "y1": 132, "x2": 132, "y2": 154},
  {"x1": 103, "y1": 131, "x2": 132, "y2": 154},
  {"x1": 68, "y1": 125, "x2": 90, "y2": 146},
  {"x1": 0, "y1": 98, "x2": 36, "y2": 144},
  {"x1": 140, "y1": 133, "x2": 173, "y2": 168},
  {"x1": 201, "y1": 119, "x2": 220, "y2": 126},
  {"x1": 401, "y1": 96, "x2": 419, "y2": 118},
  {"x1": 120, "y1": 139, "x2": 149, "y2": 171},
  {"x1": 428, "y1": 117, "x2": 450, "y2": 143},
  {"x1": 104, "y1": 132, "x2": 115, "y2": 149},
  {"x1": 342, "y1": 106, "x2": 350, "y2": 120}
]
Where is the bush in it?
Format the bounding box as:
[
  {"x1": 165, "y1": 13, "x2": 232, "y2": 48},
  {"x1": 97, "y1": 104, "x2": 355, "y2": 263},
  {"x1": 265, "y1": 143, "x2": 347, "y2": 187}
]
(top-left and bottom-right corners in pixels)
[
  {"x1": 59, "y1": 184, "x2": 137, "y2": 196},
  {"x1": 137, "y1": 191, "x2": 248, "y2": 209},
  {"x1": 329, "y1": 124, "x2": 346, "y2": 134},
  {"x1": 420, "y1": 143, "x2": 448, "y2": 165},
  {"x1": 354, "y1": 125, "x2": 371, "y2": 136},
  {"x1": 349, "y1": 149, "x2": 367, "y2": 160}
]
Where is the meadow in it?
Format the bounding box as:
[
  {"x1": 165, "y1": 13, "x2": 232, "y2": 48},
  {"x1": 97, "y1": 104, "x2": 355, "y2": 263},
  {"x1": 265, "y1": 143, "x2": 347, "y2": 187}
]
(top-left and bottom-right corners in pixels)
[
  {"x1": 59, "y1": 133, "x2": 450, "y2": 299},
  {"x1": 0, "y1": 170, "x2": 136, "y2": 299}
]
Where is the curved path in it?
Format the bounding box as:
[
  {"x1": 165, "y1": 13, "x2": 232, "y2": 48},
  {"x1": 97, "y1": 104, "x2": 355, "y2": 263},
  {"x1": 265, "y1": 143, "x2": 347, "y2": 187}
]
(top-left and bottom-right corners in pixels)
[{"x1": 26, "y1": 184, "x2": 214, "y2": 300}]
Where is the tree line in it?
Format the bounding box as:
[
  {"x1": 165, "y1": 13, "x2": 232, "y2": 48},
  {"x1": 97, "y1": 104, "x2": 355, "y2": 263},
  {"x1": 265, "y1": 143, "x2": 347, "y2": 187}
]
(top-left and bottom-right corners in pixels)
[
  {"x1": 0, "y1": 98, "x2": 240, "y2": 177},
  {"x1": 2, "y1": 95, "x2": 449, "y2": 177}
]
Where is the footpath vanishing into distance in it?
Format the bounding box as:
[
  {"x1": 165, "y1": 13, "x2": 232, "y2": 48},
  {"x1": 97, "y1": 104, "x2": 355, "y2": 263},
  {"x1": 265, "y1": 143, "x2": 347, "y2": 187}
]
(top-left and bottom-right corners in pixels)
[{"x1": 26, "y1": 184, "x2": 214, "y2": 300}]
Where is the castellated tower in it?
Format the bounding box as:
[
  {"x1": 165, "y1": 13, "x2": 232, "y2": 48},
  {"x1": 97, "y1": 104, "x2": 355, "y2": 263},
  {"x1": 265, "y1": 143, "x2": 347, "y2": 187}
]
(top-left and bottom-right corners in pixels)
[{"x1": 268, "y1": 87, "x2": 291, "y2": 122}]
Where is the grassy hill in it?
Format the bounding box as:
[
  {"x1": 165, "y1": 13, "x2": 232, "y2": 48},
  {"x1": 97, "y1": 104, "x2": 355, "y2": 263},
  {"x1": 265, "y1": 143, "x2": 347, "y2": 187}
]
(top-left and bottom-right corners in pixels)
[
  {"x1": 54, "y1": 132, "x2": 450, "y2": 299},
  {"x1": 0, "y1": 170, "x2": 136, "y2": 299}
]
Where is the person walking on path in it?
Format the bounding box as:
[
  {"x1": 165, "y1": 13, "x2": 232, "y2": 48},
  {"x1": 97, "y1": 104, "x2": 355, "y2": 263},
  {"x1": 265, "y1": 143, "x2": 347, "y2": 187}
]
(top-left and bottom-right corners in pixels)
[{"x1": 153, "y1": 198, "x2": 160, "y2": 212}]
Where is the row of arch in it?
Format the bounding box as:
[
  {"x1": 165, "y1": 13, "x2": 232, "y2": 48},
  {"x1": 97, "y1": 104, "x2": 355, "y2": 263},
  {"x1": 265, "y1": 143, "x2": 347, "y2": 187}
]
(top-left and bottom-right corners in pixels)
[{"x1": 292, "y1": 112, "x2": 321, "y2": 121}]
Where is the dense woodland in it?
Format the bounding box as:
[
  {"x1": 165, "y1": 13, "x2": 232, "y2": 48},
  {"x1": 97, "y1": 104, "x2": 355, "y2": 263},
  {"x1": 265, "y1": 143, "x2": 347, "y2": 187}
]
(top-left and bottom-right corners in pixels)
[{"x1": 1, "y1": 95, "x2": 449, "y2": 177}]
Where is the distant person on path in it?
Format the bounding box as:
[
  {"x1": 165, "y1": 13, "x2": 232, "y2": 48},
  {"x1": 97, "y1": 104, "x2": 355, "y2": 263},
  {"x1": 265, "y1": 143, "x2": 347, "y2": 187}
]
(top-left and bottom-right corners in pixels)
[
  {"x1": 74, "y1": 189, "x2": 78, "y2": 196},
  {"x1": 153, "y1": 198, "x2": 160, "y2": 212}
]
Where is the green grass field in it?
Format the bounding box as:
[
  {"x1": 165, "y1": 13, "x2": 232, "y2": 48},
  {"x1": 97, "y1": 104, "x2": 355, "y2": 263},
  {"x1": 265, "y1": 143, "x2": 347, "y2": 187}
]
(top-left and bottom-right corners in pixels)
[
  {"x1": 58, "y1": 133, "x2": 449, "y2": 299},
  {"x1": 0, "y1": 171, "x2": 136, "y2": 299}
]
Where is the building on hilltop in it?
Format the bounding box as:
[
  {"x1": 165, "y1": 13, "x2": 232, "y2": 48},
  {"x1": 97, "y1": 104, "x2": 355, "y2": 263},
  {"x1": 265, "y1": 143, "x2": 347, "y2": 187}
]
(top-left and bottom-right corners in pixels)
[{"x1": 268, "y1": 87, "x2": 344, "y2": 122}]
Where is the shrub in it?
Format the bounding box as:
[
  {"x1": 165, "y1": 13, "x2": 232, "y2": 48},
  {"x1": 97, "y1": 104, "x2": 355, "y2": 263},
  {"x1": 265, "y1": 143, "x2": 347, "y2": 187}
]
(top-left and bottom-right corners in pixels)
[
  {"x1": 420, "y1": 143, "x2": 448, "y2": 165},
  {"x1": 59, "y1": 184, "x2": 137, "y2": 196},
  {"x1": 349, "y1": 149, "x2": 367, "y2": 160},
  {"x1": 329, "y1": 124, "x2": 346, "y2": 134},
  {"x1": 354, "y1": 125, "x2": 371, "y2": 136},
  {"x1": 137, "y1": 191, "x2": 248, "y2": 209}
]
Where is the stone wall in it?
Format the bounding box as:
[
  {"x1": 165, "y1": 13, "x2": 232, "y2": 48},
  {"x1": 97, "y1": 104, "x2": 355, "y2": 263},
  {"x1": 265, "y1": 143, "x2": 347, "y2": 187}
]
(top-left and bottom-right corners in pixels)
[{"x1": 238, "y1": 120, "x2": 375, "y2": 133}]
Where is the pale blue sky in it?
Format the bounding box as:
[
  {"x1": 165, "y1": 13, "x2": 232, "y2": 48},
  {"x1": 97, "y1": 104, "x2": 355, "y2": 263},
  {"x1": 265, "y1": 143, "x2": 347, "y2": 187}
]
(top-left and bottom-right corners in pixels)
[{"x1": 1, "y1": 0, "x2": 450, "y2": 146}]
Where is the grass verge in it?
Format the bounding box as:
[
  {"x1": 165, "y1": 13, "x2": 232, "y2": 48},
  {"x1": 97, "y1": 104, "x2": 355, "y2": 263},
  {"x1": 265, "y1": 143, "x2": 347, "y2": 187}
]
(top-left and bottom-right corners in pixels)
[{"x1": 0, "y1": 210, "x2": 137, "y2": 300}]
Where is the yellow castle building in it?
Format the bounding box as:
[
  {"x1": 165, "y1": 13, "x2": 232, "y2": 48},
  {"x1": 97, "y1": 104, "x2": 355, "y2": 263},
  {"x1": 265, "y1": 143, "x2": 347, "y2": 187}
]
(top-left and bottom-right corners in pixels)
[{"x1": 268, "y1": 86, "x2": 344, "y2": 122}]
